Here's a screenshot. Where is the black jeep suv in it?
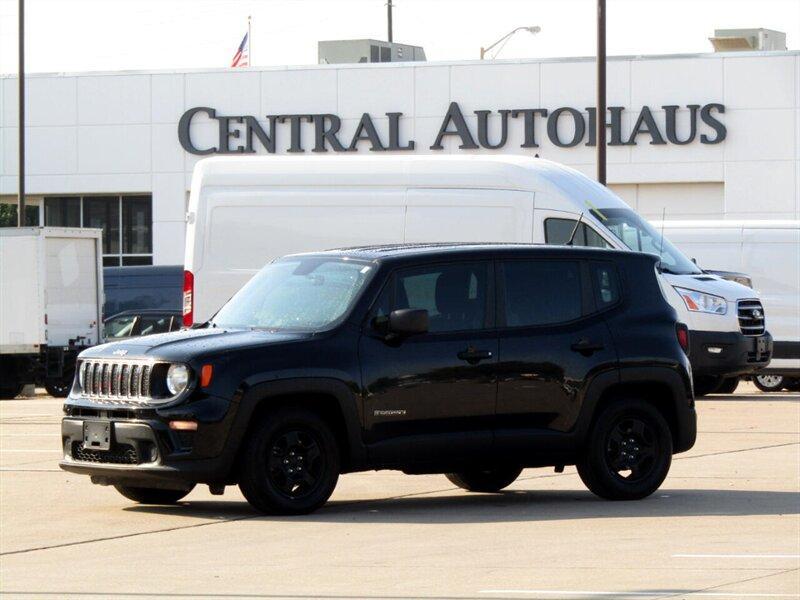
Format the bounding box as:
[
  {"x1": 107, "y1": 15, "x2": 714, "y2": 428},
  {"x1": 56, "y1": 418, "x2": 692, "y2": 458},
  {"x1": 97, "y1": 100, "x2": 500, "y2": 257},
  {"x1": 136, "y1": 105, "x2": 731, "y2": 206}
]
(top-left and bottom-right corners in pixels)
[{"x1": 60, "y1": 244, "x2": 696, "y2": 514}]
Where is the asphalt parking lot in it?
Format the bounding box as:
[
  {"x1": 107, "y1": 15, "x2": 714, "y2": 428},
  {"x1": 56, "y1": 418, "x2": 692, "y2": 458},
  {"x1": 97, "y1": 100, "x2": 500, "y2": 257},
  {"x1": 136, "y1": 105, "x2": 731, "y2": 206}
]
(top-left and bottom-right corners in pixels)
[{"x1": 1, "y1": 382, "x2": 798, "y2": 600}]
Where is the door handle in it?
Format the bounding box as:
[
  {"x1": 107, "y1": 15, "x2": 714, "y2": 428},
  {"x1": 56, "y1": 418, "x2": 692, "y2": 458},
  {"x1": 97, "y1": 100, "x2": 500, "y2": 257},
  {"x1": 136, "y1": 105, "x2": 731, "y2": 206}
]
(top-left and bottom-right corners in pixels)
[
  {"x1": 457, "y1": 347, "x2": 493, "y2": 364},
  {"x1": 571, "y1": 339, "x2": 605, "y2": 355}
]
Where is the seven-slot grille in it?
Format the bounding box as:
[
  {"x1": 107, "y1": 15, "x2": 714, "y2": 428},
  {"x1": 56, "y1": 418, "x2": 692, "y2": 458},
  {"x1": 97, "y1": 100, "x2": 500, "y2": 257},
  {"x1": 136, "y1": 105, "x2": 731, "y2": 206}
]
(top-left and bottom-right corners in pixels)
[
  {"x1": 80, "y1": 360, "x2": 154, "y2": 400},
  {"x1": 737, "y1": 299, "x2": 765, "y2": 336}
]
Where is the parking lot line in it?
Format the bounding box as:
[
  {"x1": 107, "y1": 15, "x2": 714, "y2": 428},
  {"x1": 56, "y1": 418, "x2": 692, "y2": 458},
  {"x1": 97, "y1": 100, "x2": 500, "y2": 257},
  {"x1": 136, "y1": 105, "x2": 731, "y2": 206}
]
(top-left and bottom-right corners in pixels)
[
  {"x1": 480, "y1": 591, "x2": 799, "y2": 598},
  {"x1": 673, "y1": 555, "x2": 800, "y2": 559},
  {"x1": 0, "y1": 449, "x2": 62, "y2": 453}
]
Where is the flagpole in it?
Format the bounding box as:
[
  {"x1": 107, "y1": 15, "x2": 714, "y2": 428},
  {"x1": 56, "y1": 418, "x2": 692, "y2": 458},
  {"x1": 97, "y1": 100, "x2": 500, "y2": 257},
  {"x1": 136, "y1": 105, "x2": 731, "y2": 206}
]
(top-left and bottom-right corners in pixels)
[{"x1": 248, "y1": 15, "x2": 251, "y2": 66}]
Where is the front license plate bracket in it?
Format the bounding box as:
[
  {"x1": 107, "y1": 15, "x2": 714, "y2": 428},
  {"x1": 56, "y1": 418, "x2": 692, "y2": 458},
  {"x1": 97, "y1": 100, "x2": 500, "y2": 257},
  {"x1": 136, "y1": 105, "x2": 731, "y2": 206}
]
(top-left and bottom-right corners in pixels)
[{"x1": 83, "y1": 421, "x2": 111, "y2": 451}]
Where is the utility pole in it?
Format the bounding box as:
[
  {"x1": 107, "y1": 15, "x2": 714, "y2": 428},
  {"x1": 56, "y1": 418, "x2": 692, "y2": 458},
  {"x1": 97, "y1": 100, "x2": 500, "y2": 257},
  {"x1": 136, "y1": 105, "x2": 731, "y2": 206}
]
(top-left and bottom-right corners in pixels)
[
  {"x1": 387, "y1": 0, "x2": 393, "y2": 42},
  {"x1": 596, "y1": 0, "x2": 607, "y2": 185},
  {"x1": 18, "y1": 0, "x2": 25, "y2": 226}
]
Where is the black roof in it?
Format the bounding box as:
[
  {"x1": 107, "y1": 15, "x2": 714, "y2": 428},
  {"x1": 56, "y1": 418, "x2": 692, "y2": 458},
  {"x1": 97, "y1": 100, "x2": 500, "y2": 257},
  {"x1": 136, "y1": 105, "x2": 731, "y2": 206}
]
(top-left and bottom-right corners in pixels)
[{"x1": 291, "y1": 242, "x2": 643, "y2": 263}]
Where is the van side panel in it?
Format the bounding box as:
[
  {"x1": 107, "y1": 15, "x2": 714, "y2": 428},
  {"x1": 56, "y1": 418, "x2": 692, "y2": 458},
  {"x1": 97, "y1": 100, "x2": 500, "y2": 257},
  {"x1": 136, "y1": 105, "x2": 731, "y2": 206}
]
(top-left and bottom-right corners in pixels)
[
  {"x1": 404, "y1": 189, "x2": 533, "y2": 244},
  {"x1": 192, "y1": 188, "x2": 406, "y2": 323}
]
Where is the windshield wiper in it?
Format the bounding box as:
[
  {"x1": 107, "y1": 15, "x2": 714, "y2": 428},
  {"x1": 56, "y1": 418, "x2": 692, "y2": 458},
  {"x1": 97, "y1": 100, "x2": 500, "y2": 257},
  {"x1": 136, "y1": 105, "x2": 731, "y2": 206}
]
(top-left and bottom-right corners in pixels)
[{"x1": 656, "y1": 263, "x2": 680, "y2": 275}]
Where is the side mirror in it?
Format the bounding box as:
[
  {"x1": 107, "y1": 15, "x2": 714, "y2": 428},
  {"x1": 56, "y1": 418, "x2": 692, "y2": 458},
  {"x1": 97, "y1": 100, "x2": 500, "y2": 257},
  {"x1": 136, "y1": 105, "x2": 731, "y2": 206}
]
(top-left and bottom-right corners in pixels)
[{"x1": 387, "y1": 308, "x2": 428, "y2": 336}]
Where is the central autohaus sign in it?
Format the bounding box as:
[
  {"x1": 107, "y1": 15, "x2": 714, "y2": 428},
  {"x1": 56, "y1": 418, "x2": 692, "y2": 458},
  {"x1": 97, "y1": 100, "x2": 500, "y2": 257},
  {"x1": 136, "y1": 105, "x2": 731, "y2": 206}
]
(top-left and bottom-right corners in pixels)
[{"x1": 178, "y1": 101, "x2": 726, "y2": 155}]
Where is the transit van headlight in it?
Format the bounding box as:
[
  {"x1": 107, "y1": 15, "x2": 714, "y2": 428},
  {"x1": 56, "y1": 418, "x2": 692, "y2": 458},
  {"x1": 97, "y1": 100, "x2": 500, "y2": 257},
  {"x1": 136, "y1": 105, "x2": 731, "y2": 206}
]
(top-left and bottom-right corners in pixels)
[
  {"x1": 166, "y1": 364, "x2": 190, "y2": 396},
  {"x1": 674, "y1": 287, "x2": 727, "y2": 315}
]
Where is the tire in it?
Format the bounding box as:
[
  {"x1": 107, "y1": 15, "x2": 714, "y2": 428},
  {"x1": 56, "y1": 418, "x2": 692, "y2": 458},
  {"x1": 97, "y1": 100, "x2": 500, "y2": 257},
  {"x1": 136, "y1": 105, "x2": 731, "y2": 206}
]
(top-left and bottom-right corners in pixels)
[
  {"x1": 577, "y1": 399, "x2": 673, "y2": 501},
  {"x1": 445, "y1": 467, "x2": 522, "y2": 493},
  {"x1": 114, "y1": 485, "x2": 194, "y2": 504},
  {"x1": 238, "y1": 407, "x2": 340, "y2": 515},
  {"x1": 45, "y1": 377, "x2": 72, "y2": 398},
  {"x1": 715, "y1": 377, "x2": 739, "y2": 395},
  {"x1": 753, "y1": 374, "x2": 785, "y2": 392},
  {"x1": 693, "y1": 375, "x2": 723, "y2": 397},
  {"x1": 0, "y1": 382, "x2": 24, "y2": 400}
]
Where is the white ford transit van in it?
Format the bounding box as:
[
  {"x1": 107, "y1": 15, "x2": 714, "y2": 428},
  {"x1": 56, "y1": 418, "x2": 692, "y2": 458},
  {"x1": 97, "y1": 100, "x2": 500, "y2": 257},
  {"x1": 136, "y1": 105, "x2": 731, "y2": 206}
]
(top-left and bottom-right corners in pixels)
[
  {"x1": 184, "y1": 155, "x2": 772, "y2": 394},
  {"x1": 650, "y1": 220, "x2": 798, "y2": 392}
]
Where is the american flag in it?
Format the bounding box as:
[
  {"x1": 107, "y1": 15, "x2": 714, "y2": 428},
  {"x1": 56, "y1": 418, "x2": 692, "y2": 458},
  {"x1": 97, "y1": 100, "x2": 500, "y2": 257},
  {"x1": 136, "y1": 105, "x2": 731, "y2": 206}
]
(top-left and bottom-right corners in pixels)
[{"x1": 231, "y1": 32, "x2": 249, "y2": 67}]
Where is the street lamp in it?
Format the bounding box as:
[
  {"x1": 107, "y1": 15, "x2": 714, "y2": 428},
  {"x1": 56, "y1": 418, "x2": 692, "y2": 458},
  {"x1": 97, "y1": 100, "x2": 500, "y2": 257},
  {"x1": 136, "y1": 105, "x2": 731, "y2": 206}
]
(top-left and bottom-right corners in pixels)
[{"x1": 480, "y1": 25, "x2": 541, "y2": 60}]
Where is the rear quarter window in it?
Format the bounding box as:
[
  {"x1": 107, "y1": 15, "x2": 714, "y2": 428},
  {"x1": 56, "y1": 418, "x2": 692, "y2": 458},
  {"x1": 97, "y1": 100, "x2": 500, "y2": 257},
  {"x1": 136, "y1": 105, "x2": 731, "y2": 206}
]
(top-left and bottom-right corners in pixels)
[
  {"x1": 501, "y1": 260, "x2": 582, "y2": 327},
  {"x1": 592, "y1": 262, "x2": 621, "y2": 309}
]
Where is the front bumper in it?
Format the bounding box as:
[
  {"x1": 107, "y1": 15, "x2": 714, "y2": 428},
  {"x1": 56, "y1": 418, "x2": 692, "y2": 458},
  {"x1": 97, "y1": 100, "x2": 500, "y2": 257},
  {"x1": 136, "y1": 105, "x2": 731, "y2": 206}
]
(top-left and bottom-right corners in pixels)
[
  {"x1": 59, "y1": 393, "x2": 239, "y2": 488},
  {"x1": 689, "y1": 330, "x2": 773, "y2": 378}
]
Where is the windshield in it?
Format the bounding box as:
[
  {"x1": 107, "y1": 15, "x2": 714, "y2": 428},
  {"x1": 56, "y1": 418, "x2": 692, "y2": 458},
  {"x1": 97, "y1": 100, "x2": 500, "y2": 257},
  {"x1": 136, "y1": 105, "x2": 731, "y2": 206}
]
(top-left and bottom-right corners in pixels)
[
  {"x1": 211, "y1": 257, "x2": 375, "y2": 331},
  {"x1": 590, "y1": 208, "x2": 702, "y2": 275}
]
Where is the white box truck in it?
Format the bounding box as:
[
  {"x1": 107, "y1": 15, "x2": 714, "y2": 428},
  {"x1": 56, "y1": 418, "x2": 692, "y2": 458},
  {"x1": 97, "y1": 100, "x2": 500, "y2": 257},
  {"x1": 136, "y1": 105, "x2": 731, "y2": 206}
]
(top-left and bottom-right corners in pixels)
[
  {"x1": 183, "y1": 155, "x2": 773, "y2": 396},
  {"x1": 0, "y1": 227, "x2": 104, "y2": 398},
  {"x1": 651, "y1": 220, "x2": 800, "y2": 392}
]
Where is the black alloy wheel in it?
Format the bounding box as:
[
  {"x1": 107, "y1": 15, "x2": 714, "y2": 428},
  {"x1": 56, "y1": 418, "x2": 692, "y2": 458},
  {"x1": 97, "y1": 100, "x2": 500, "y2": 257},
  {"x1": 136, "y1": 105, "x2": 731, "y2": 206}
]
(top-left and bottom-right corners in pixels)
[
  {"x1": 0, "y1": 382, "x2": 24, "y2": 400},
  {"x1": 45, "y1": 377, "x2": 73, "y2": 398},
  {"x1": 577, "y1": 399, "x2": 672, "y2": 500},
  {"x1": 239, "y1": 407, "x2": 340, "y2": 514},
  {"x1": 267, "y1": 429, "x2": 325, "y2": 500},
  {"x1": 445, "y1": 467, "x2": 523, "y2": 493},
  {"x1": 715, "y1": 377, "x2": 739, "y2": 394},
  {"x1": 114, "y1": 485, "x2": 194, "y2": 504},
  {"x1": 693, "y1": 375, "x2": 723, "y2": 397},
  {"x1": 604, "y1": 416, "x2": 658, "y2": 483}
]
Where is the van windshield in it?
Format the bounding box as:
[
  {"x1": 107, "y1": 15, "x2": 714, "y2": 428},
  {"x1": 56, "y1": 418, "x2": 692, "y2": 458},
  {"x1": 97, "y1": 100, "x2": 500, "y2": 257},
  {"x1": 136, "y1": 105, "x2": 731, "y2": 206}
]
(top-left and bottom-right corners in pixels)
[
  {"x1": 590, "y1": 208, "x2": 702, "y2": 275},
  {"x1": 210, "y1": 258, "x2": 375, "y2": 331}
]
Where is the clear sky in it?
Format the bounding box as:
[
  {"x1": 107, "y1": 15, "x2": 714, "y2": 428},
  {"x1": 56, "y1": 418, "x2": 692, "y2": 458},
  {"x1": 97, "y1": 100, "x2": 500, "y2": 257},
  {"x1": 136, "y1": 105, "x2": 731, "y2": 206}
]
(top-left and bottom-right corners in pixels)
[{"x1": 0, "y1": 0, "x2": 798, "y2": 75}]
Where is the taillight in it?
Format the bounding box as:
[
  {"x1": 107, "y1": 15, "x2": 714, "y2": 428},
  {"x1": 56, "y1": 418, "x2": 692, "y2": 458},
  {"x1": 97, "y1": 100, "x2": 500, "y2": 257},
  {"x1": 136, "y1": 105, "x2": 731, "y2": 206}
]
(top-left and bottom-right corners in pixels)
[
  {"x1": 182, "y1": 270, "x2": 194, "y2": 327},
  {"x1": 676, "y1": 323, "x2": 690, "y2": 355}
]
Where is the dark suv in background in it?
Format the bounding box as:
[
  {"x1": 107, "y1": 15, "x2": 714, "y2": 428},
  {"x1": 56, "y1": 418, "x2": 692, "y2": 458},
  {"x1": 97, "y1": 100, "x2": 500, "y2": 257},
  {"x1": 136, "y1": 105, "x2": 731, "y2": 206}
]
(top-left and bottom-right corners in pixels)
[{"x1": 61, "y1": 244, "x2": 696, "y2": 514}]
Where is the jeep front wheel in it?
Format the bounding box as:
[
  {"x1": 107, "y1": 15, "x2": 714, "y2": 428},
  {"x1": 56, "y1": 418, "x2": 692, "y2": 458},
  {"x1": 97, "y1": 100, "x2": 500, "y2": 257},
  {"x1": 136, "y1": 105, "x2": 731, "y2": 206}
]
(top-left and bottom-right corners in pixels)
[
  {"x1": 577, "y1": 399, "x2": 672, "y2": 501},
  {"x1": 238, "y1": 408, "x2": 340, "y2": 515},
  {"x1": 445, "y1": 467, "x2": 522, "y2": 493}
]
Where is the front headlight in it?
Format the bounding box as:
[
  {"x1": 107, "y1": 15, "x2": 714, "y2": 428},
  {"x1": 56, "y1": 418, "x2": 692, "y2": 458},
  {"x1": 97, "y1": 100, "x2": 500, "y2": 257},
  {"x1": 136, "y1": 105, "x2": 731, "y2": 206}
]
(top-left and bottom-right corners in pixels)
[
  {"x1": 166, "y1": 364, "x2": 190, "y2": 396},
  {"x1": 674, "y1": 287, "x2": 727, "y2": 315}
]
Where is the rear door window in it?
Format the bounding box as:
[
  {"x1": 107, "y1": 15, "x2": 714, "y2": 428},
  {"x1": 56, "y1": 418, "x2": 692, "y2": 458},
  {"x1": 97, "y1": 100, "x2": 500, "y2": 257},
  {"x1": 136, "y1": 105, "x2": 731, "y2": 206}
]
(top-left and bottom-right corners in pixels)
[{"x1": 501, "y1": 260, "x2": 582, "y2": 327}]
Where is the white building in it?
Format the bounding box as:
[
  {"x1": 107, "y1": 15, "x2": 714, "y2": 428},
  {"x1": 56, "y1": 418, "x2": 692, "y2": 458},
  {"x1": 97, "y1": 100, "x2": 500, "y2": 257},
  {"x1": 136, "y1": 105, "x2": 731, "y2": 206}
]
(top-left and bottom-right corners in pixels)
[{"x1": 1, "y1": 50, "x2": 798, "y2": 266}]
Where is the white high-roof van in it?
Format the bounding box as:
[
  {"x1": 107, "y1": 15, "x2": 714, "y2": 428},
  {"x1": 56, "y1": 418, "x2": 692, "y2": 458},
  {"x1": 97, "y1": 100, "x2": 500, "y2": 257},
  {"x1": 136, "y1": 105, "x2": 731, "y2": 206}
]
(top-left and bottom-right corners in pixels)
[
  {"x1": 184, "y1": 155, "x2": 772, "y2": 394},
  {"x1": 650, "y1": 219, "x2": 799, "y2": 391}
]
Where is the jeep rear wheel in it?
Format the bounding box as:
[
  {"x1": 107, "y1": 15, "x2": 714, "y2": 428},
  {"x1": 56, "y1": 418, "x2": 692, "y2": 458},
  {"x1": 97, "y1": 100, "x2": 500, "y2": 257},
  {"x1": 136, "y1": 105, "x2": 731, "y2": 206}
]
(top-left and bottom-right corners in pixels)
[
  {"x1": 445, "y1": 467, "x2": 522, "y2": 493},
  {"x1": 238, "y1": 407, "x2": 340, "y2": 515},
  {"x1": 577, "y1": 399, "x2": 672, "y2": 501},
  {"x1": 114, "y1": 485, "x2": 194, "y2": 504}
]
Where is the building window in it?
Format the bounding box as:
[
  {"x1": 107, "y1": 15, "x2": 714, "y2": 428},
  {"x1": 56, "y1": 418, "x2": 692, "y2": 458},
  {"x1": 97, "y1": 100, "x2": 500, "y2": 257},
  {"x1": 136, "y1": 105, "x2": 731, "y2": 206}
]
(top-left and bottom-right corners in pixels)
[
  {"x1": 44, "y1": 194, "x2": 153, "y2": 266},
  {"x1": 44, "y1": 197, "x2": 80, "y2": 227},
  {"x1": 0, "y1": 200, "x2": 41, "y2": 227}
]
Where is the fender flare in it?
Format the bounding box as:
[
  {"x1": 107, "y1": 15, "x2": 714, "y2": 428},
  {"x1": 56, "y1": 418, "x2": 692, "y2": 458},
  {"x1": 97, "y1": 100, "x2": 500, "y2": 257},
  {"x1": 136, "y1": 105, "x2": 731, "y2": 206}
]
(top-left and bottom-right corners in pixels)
[
  {"x1": 578, "y1": 365, "x2": 694, "y2": 452},
  {"x1": 221, "y1": 377, "x2": 367, "y2": 475}
]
